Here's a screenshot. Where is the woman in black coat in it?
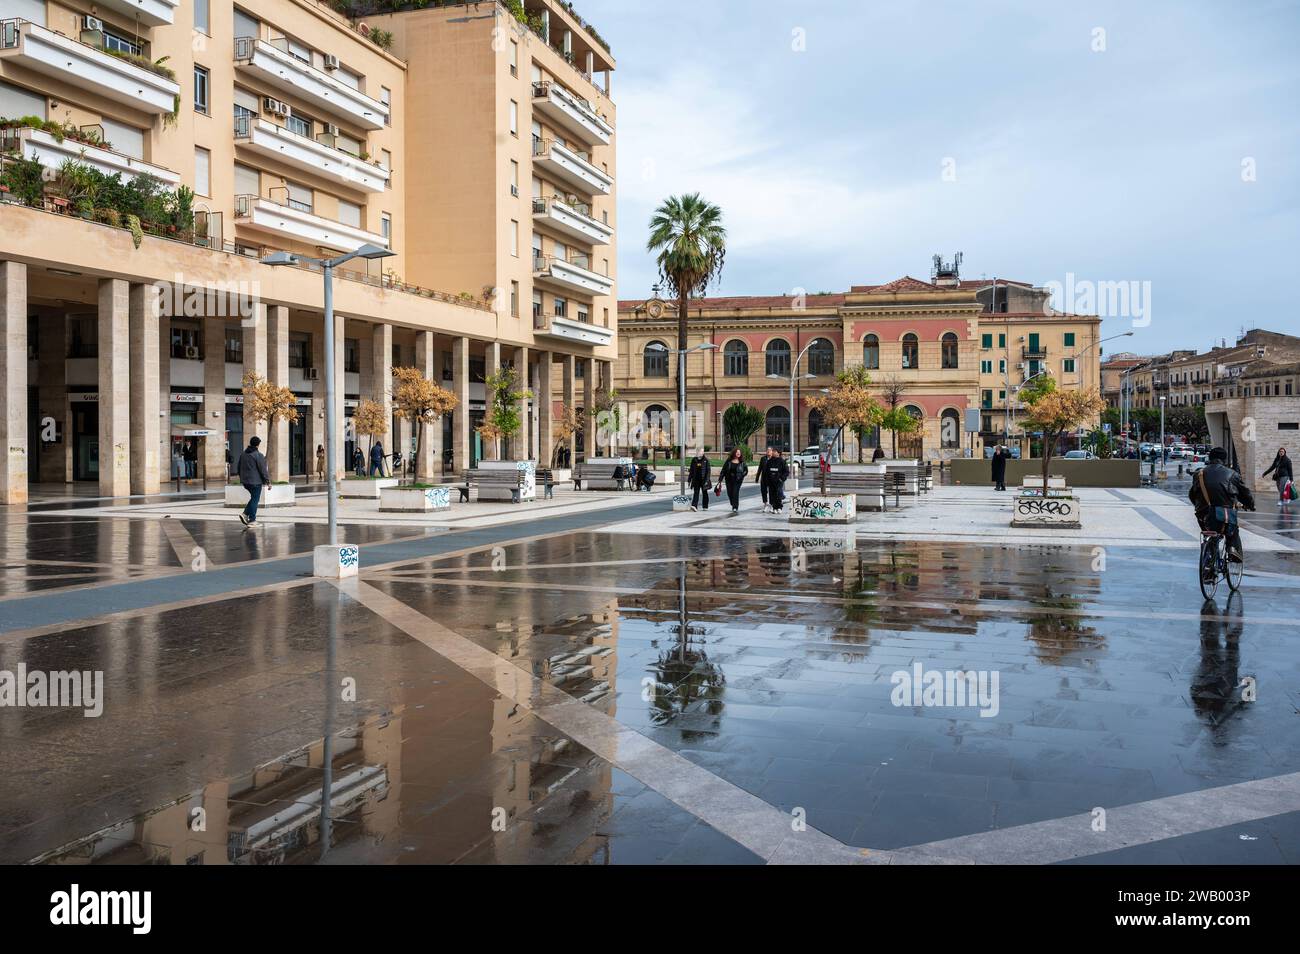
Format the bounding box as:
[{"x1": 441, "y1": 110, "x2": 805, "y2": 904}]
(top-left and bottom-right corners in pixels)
[
  {"x1": 719, "y1": 448, "x2": 748, "y2": 513},
  {"x1": 687, "y1": 452, "x2": 712, "y2": 510},
  {"x1": 990, "y1": 445, "x2": 1008, "y2": 491},
  {"x1": 1262, "y1": 447, "x2": 1293, "y2": 507}
]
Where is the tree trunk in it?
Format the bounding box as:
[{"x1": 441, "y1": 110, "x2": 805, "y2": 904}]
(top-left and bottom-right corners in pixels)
[{"x1": 414, "y1": 421, "x2": 424, "y2": 484}]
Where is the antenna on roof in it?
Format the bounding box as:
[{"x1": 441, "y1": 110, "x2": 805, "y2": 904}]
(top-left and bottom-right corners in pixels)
[{"x1": 931, "y1": 252, "x2": 962, "y2": 286}]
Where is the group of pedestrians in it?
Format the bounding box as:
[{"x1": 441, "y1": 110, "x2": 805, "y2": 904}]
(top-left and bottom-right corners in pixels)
[{"x1": 686, "y1": 446, "x2": 790, "y2": 514}]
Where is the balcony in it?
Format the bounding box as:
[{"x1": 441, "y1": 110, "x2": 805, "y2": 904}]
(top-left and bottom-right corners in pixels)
[
  {"x1": 1021, "y1": 346, "x2": 1048, "y2": 359},
  {"x1": 531, "y1": 195, "x2": 611, "y2": 246},
  {"x1": 533, "y1": 311, "x2": 613, "y2": 348},
  {"x1": 234, "y1": 194, "x2": 388, "y2": 253},
  {"x1": 533, "y1": 251, "x2": 613, "y2": 298},
  {"x1": 234, "y1": 37, "x2": 388, "y2": 130},
  {"x1": 532, "y1": 138, "x2": 612, "y2": 197},
  {"x1": 0, "y1": 125, "x2": 179, "y2": 187},
  {"x1": 531, "y1": 81, "x2": 612, "y2": 147},
  {"x1": 0, "y1": 19, "x2": 180, "y2": 115},
  {"x1": 234, "y1": 115, "x2": 387, "y2": 194},
  {"x1": 96, "y1": 0, "x2": 179, "y2": 28}
]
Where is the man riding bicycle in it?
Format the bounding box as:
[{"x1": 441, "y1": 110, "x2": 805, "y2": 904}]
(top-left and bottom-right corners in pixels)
[{"x1": 1188, "y1": 447, "x2": 1255, "y2": 562}]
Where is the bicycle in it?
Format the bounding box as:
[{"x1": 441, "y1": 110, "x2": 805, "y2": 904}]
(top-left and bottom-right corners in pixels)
[{"x1": 1198, "y1": 527, "x2": 1243, "y2": 600}]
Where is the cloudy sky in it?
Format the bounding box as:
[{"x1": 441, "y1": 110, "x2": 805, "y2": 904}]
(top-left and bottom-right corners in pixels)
[{"x1": 583, "y1": 0, "x2": 1300, "y2": 353}]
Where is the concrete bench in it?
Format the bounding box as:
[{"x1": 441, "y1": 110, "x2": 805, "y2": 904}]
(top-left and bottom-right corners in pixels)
[
  {"x1": 458, "y1": 469, "x2": 527, "y2": 503},
  {"x1": 535, "y1": 468, "x2": 556, "y2": 499}
]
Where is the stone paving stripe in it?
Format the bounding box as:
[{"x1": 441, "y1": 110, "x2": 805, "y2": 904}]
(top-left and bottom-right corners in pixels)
[
  {"x1": 1106, "y1": 489, "x2": 1136, "y2": 502},
  {"x1": 159, "y1": 516, "x2": 217, "y2": 570},
  {"x1": 335, "y1": 577, "x2": 856, "y2": 864},
  {"x1": 887, "y1": 771, "x2": 1300, "y2": 865},
  {"x1": 1133, "y1": 505, "x2": 1197, "y2": 541},
  {"x1": 366, "y1": 573, "x2": 1299, "y2": 628}
]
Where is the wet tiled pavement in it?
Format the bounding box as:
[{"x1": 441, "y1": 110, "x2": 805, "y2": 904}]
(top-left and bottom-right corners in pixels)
[{"x1": 2, "y1": 497, "x2": 1298, "y2": 864}]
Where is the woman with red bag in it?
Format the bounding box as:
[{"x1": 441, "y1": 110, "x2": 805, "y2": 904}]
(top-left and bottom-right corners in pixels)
[{"x1": 718, "y1": 448, "x2": 748, "y2": 513}]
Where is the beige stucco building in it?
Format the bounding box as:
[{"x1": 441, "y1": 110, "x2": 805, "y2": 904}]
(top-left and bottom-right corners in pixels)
[
  {"x1": 1205, "y1": 359, "x2": 1299, "y2": 495},
  {"x1": 0, "y1": 0, "x2": 617, "y2": 503}
]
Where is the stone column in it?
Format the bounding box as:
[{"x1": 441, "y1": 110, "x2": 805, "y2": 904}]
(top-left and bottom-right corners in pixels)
[
  {"x1": 484, "y1": 341, "x2": 501, "y2": 459},
  {"x1": 242, "y1": 302, "x2": 268, "y2": 447},
  {"x1": 158, "y1": 307, "x2": 170, "y2": 482},
  {"x1": 415, "y1": 331, "x2": 436, "y2": 480},
  {"x1": 312, "y1": 313, "x2": 345, "y2": 477},
  {"x1": 0, "y1": 261, "x2": 28, "y2": 504},
  {"x1": 561, "y1": 354, "x2": 576, "y2": 464},
  {"x1": 582, "y1": 357, "x2": 595, "y2": 461},
  {"x1": 537, "y1": 350, "x2": 553, "y2": 468},
  {"x1": 266, "y1": 305, "x2": 290, "y2": 481},
  {"x1": 202, "y1": 315, "x2": 227, "y2": 482},
  {"x1": 513, "y1": 345, "x2": 529, "y2": 460},
  {"x1": 452, "y1": 336, "x2": 470, "y2": 472},
  {"x1": 391, "y1": 338, "x2": 412, "y2": 476},
  {"x1": 38, "y1": 311, "x2": 68, "y2": 485},
  {"x1": 372, "y1": 322, "x2": 392, "y2": 460},
  {"x1": 99, "y1": 278, "x2": 131, "y2": 498},
  {"x1": 129, "y1": 283, "x2": 161, "y2": 495}
]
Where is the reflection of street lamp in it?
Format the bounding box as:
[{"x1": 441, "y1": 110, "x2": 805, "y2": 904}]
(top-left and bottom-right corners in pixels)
[
  {"x1": 672, "y1": 342, "x2": 717, "y2": 496},
  {"x1": 262, "y1": 244, "x2": 393, "y2": 556}
]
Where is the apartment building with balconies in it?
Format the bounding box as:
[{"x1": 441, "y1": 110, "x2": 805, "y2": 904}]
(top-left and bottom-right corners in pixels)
[{"x1": 0, "y1": 0, "x2": 619, "y2": 504}]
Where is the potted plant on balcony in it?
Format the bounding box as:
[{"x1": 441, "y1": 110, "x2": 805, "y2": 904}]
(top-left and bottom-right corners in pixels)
[
  {"x1": 476, "y1": 366, "x2": 537, "y2": 500},
  {"x1": 227, "y1": 371, "x2": 299, "y2": 509}
]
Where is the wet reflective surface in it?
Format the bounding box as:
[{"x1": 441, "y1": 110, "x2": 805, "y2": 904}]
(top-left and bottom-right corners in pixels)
[{"x1": 2, "y1": 524, "x2": 1298, "y2": 864}]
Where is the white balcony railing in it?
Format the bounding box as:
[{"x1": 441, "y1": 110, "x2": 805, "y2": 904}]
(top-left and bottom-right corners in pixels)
[
  {"x1": 234, "y1": 37, "x2": 388, "y2": 130},
  {"x1": 531, "y1": 195, "x2": 612, "y2": 246},
  {"x1": 95, "y1": 0, "x2": 179, "y2": 28},
  {"x1": 0, "y1": 19, "x2": 180, "y2": 115},
  {"x1": 533, "y1": 251, "x2": 613, "y2": 298},
  {"x1": 234, "y1": 115, "x2": 387, "y2": 193},
  {"x1": 234, "y1": 194, "x2": 388, "y2": 253},
  {"x1": 534, "y1": 311, "x2": 614, "y2": 348},
  {"x1": 532, "y1": 138, "x2": 612, "y2": 197},
  {"x1": 531, "y1": 81, "x2": 612, "y2": 147},
  {"x1": 0, "y1": 126, "x2": 180, "y2": 186}
]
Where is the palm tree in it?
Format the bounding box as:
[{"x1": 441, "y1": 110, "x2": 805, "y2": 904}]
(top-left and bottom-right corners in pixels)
[{"x1": 646, "y1": 194, "x2": 726, "y2": 459}]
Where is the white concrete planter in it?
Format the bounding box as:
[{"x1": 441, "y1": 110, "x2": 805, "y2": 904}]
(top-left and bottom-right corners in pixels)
[
  {"x1": 340, "y1": 477, "x2": 399, "y2": 499},
  {"x1": 477, "y1": 459, "x2": 536, "y2": 501},
  {"x1": 652, "y1": 467, "x2": 675, "y2": 484},
  {"x1": 550, "y1": 468, "x2": 572, "y2": 484},
  {"x1": 789, "y1": 492, "x2": 857, "y2": 524},
  {"x1": 314, "y1": 543, "x2": 360, "y2": 579},
  {"x1": 671, "y1": 494, "x2": 693, "y2": 512},
  {"x1": 224, "y1": 483, "x2": 296, "y2": 507},
  {"x1": 1012, "y1": 493, "x2": 1081, "y2": 529},
  {"x1": 379, "y1": 486, "x2": 451, "y2": 512}
]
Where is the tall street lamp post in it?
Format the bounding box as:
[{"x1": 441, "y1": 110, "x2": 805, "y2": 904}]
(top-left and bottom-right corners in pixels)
[
  {"x1": 262, "y1": 244, "x2": 394, "y2": 574},
  {"x1": 675, "y1": 342, "x2": 717, "y2": 496},
  {"x1": 767, "y1": 340, "x2": 820, "y2": 460}
]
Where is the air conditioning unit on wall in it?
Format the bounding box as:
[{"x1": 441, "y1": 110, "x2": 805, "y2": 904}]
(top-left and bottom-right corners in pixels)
[
  {"x1": 306, "y1": 368, "x2": 320, "y2": 380},
  {"x1": 323, "y1": 53, "x2": 340, "y2": 71},
  {"x1": 263, "y1": 98, "x2": 290, "y2": 118}
]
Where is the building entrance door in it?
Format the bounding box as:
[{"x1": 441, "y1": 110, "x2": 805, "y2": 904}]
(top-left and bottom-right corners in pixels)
[{"x1": 72, "y1": 401, "x2": 98, "y2": 482}]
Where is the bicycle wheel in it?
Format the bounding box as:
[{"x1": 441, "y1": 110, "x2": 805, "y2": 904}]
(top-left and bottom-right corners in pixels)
[
  {"x1": 1227, "y1": 540, "x2": 1245, "y2": 591},
  {"x1": 1198, "y1": 536, "x2": 1219, "y2": 601}
]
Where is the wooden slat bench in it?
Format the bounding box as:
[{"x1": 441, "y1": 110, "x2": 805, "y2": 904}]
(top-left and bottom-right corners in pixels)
[
  {"x1": 458, "y1": 469, "x2": 528, "y2": 503},
  {"x1": 573, "y1": 462, "x2": 628, "y2": 491},
  {"x1": 535, "y1": 468, "x2": 555, "y2": 499},
  {"x1": 820, "y1": 472, "x2": 905, "y2": 510}
]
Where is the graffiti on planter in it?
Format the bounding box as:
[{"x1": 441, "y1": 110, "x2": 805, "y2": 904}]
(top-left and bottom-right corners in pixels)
[
  {"x1": 791, "y1": 496, "x2": 849, "y2": 520},
  {"x1": 424, "y1": 487, "x2": 451, "y2": 508},
  {"x1": 339, "y1": 546, "x2": 359, "y2": 568}
]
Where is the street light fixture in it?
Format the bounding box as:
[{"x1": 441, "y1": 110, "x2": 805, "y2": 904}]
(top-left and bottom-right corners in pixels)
[
  {"x1": 673, "y1": 342, "x2": 717, "y2": 496},
  {"x1": 261, "y1": 243, "x2": 395, "y2": 563}
]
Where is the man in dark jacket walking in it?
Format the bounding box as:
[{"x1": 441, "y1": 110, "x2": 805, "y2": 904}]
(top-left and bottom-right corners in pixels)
[
  {"x1": 687, "y1": 451, "x2": 712, "y2": 511},
  {"x1": 234, "y1": 436, "x2": 272, "y2": 528},
  {"x1": 370, "y1": 440, "x2": 386, "y2": 477},
  {"x1": 756, "y1": 447, "x2": 790, "y2": 513},
  {"x1": 990, "y1": 445, "x2": 1009, "y2": 491},
  {"x1": 1189, "y1": 447, "x2": 1255, "y2": 561}
]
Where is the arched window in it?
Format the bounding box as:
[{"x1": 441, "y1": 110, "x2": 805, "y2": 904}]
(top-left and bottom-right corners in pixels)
[
  {"x1": 941, "y1": 332, "x2": 959, "y2": 369},
  {"x1": 643, "y1": 340, "x2": 669, "y2": 377},
  {"x1": 642, "y1": 404, "x2": 671, "y2": 449},
  {"x1": 807, "y1": 338, "x2": 835, "y2": 376},
  {"x1": 765, "y1": 339, "x2": 791, "y2": 377},
  {"x1": 863, "y1": 334, "x2": 879, "y2": 369},
  {"x1": 903, "y1": 404, "x2": 924, "y2": 421},
  {"x1": 723, "y1": 340, "x2": 748, "y2": 376},
  {"x1": 808, "y1": 409, "x2": 824, "y2": 447},
  {"x1": 902, "y1": 333, "x2": 919, "y2": 369},
  {"x1": 940, "y1": 408, "x2": 961, "y2": 448},
  {"x1": 765, "y1": 406, "x2": 790, "y2": 452}
]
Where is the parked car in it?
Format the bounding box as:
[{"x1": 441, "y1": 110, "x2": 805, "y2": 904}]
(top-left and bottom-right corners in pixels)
[
  {"x1": 793, "y1": 446, "x2": 823, "y2": 471},
  {"x1": 1062, "y1": 450, "x2": 1096, "y2": 460}
]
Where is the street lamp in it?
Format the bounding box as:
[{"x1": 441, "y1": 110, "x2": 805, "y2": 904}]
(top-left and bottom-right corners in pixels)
[
  {"x1": 262, "y1": 243, "x2": 394, "y2": 560},
  {"x1": 673, "y1": 342, "x2": 717, "y2": 496},
  {"x1": 766, "y1": 339, "x2": 822, "y2": 461}
]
